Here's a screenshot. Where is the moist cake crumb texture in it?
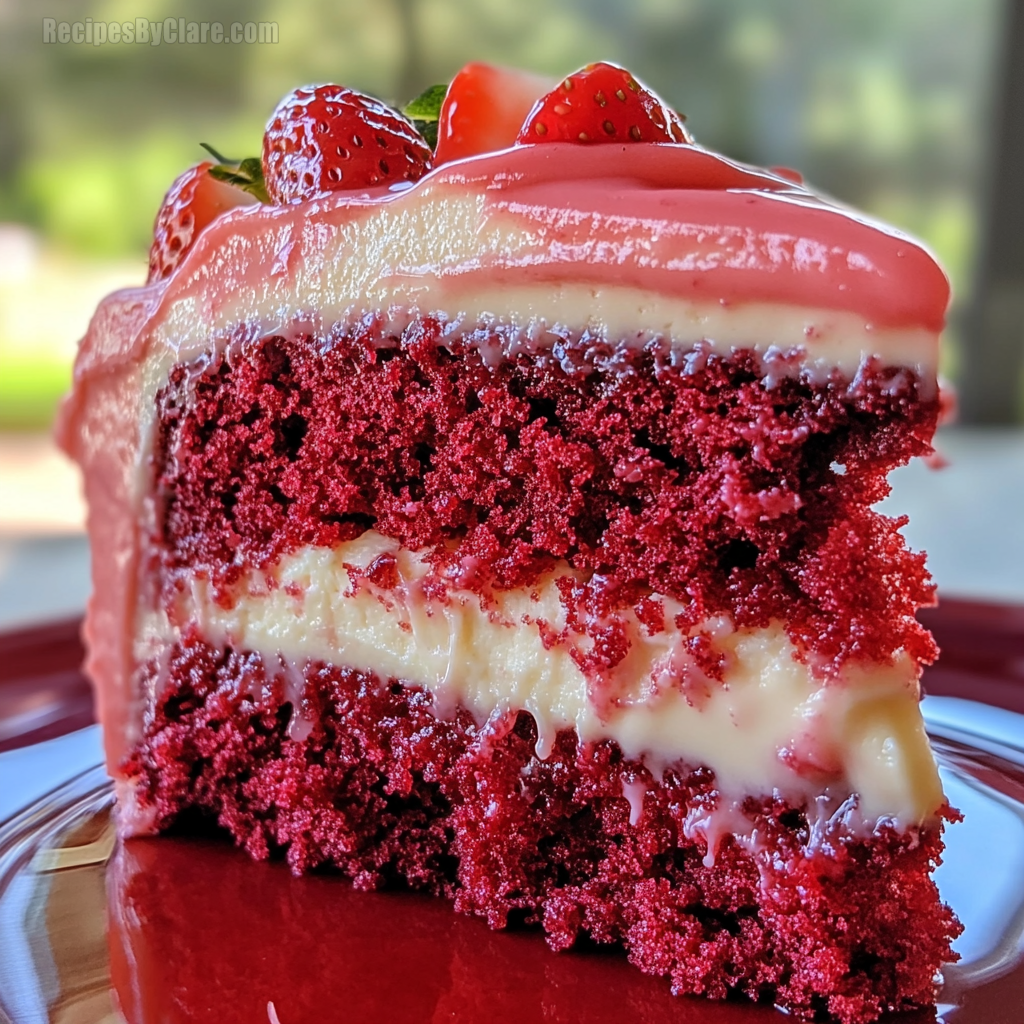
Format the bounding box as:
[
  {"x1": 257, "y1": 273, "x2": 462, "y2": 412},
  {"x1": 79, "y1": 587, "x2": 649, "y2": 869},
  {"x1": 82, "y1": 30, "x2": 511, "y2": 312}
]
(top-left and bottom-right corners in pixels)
[
  {"x1": 127, "y1": 635, "x2": 959, "y2": 1024},
  {"x1": 154, "y1": 321, "x2": 938, "y2": 676}
]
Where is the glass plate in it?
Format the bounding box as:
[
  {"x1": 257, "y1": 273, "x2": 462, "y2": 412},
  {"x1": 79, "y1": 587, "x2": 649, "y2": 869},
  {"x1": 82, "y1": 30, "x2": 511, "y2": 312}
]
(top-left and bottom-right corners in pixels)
[{"x1": 0, "y1": 613, "x2": 1022, "y2": 1024}]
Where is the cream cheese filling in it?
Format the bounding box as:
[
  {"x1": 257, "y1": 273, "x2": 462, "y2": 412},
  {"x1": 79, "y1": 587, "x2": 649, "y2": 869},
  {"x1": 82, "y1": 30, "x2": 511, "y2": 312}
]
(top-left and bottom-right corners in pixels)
[{"x1": 148, "y1": 531, "x2": 943, "y2": 830}]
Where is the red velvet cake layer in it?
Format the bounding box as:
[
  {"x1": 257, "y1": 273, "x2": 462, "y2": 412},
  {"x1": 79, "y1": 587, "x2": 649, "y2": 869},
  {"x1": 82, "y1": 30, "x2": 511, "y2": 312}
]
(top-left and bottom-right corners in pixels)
[
  {"x1": 124, "y1": 636, "x2": 960, "y2": 1024},
  {"x1": 154, "y1": 322, "x2": 938, "y2": 673}
]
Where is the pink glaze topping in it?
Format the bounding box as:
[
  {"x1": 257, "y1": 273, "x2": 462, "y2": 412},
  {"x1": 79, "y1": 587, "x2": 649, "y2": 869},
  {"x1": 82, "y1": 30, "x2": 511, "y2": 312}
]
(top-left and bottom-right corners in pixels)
[
  {"x1": 436, "y1": 144, "x2": 949, "y2": 331},
  {"x1": 57, "y1": 290, "x2": 162, "y2": 767},
  {"x1": 70, "y1": 141, "x2": 950, "y2": 386}
]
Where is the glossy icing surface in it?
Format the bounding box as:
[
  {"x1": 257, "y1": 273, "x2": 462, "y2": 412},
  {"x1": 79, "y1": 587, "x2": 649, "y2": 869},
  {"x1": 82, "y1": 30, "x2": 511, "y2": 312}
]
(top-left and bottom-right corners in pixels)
[
  {"x1": 143, "y1": 143, "x2": 948, "y2": 362},
  {"x1": 454, "y1": 144, "x2": 948, "y2": 330}
]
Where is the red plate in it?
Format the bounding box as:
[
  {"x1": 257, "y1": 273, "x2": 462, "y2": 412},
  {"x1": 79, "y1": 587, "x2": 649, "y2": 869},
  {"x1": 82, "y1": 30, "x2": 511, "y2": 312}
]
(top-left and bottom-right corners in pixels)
[{"x1": 1, "y1": 603, "x2": 1023, "y2": 1024}]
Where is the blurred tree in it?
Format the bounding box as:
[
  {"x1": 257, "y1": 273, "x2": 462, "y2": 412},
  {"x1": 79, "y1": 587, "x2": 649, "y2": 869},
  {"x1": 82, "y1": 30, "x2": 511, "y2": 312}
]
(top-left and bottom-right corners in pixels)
[
  {"x1": 393, "y1": 0, "x2": 426, "y2": 102},
  {"x1": 0, "y1": 0, "x2": 611, "y2": 252}
]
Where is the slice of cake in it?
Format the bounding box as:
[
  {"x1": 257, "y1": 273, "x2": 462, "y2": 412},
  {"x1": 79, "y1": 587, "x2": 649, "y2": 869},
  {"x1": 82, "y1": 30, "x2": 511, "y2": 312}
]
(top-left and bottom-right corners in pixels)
[{"x1": 59, "y1": 62, "x2": 960, "y2": 1022}]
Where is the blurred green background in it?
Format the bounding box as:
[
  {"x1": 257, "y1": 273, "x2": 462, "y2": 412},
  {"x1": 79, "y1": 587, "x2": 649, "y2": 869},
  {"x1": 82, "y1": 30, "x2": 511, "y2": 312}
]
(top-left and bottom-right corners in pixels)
[{"x1": 0, "y1": 0, "x2": 999, "y2": 428}]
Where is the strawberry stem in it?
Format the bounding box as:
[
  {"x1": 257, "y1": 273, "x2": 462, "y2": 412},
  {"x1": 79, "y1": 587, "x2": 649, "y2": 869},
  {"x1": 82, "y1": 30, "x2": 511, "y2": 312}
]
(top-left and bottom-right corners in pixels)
[
  {"x1": 199, "y1": 142, "x2": 242, "y2": 165},
  {"x1": 201, "y1": 144, "x2": 270, "y2": 204}
]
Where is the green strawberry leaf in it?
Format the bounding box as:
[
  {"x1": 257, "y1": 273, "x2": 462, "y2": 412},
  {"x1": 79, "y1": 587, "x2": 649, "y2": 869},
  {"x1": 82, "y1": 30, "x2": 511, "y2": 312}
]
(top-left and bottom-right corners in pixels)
[
  {"x1": 199, "y1": 142, "x2": 239, "y2": 164},
  {"x1": 404, "y1": 84, "x2": 447, "y2": 150},
  {"x1": 403, "y1": 83, "x2": 447, "y2": 121},
  {"x1": 401, "y1": 84, "x2": 446, "y2": 149},
  {"x1": 201, "y1": 144, "x2": 270, "y2": 204}
]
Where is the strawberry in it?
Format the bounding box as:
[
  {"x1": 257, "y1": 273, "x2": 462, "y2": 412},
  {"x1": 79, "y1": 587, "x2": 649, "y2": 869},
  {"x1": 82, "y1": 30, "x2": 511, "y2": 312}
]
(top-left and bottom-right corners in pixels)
[
  {"x1": 516, "y1": 62, "x2": 691, "y2": 145},
  {"x1": 147, "y1": 162, "x2": 256, "y2": 283},
  {"x1": 430, "y1": 63, "x2": 557, "y2": 165},
  {"x1": 262, "y1": 85, "x2": 433, "y2": 204}
]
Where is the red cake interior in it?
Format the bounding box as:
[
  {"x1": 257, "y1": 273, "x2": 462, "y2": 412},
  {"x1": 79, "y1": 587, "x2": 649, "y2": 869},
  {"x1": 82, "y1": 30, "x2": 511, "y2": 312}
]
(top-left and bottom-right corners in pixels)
[
  {"x1": 125, "y1": 636, "x2": 959, "y2": 1024},
  {"x1": 153, "y1": 319, "x2": 938, "y2": 674},
  {"x1": 123, "y1": 323, "x2": 959, "y2": 1022}
]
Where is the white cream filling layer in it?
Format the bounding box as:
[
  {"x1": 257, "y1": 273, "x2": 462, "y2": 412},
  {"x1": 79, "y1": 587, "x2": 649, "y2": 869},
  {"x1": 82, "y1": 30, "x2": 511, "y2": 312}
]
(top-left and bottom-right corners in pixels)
[{"x1": 152, "y1": 531, "x2": 943, "y2": 830}]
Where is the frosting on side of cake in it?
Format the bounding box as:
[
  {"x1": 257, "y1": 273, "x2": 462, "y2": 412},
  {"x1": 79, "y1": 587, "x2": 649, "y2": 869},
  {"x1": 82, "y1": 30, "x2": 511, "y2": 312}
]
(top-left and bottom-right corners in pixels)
[{"x1": 136, "y1": 532, "x2": 943, "y2": 830}]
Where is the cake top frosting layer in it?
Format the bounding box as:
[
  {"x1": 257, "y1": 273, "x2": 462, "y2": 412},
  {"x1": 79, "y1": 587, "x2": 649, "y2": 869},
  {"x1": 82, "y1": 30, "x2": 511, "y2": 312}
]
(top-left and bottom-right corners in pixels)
[
  {"x1": 173, "y1": 141, "x2": 948, "y2": 332},
  {"x1": 435, "y1": 142, "x2": 949, "y2": 330},
  {"x1": 68, "y1": 140, "x2": 948, "y2": 394}
]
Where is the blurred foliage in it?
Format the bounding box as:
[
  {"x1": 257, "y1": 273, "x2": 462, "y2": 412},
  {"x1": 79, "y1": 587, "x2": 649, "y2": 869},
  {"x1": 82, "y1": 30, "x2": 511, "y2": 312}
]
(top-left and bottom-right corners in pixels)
[
  {"x1": 0, "y1": 0, "x2": 1000, "y2": 426},
  {"x1": 0, "y1": 357, "x2": 71, "y2": 429},
  {"x1": 0, "y1": 236, "x2": 139, "y2": 428}
]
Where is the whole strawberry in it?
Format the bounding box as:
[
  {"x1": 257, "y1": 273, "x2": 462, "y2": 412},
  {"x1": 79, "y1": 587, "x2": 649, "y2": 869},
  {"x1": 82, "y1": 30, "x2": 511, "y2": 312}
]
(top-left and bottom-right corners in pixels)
[
  {"x1": 517, "y1": 62, "x2": 691, "y2": 145},
  {"x1": 147, "y1": 162, "x2": 255, "y2": 283},
  {"x1": 262, "y1": 85, "x2": 433, "y2": 204}
]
